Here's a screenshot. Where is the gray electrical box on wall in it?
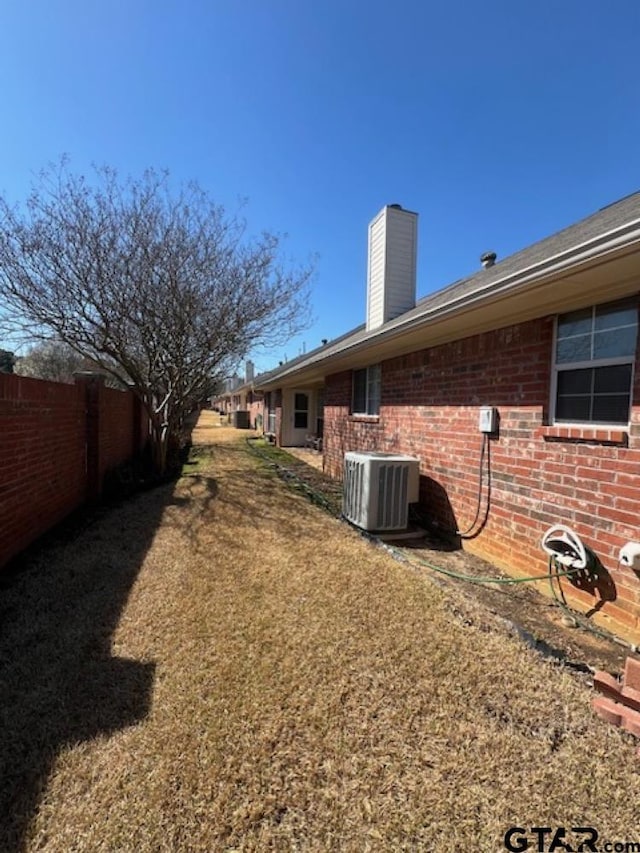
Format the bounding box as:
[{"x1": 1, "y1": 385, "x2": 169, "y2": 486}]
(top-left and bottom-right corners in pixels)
[{"x1": 479, "y1": 406, "x2": 498, "y2": 433}]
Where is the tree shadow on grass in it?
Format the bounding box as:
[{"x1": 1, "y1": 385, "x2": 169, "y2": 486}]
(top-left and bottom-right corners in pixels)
[{"x1": 0, "y1": 476, "x2": 181, "y2": 852}]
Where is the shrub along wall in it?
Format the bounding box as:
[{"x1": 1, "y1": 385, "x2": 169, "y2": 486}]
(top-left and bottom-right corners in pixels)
[{"x1": 0, "y1": 373, "x2": 148, "y2": 569}]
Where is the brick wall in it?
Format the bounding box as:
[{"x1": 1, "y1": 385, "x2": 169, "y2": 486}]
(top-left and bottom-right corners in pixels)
[
  {"x1": 247, "y1": 392, "x2": 264, "y2": 432},
  {"x1": 323, "y1": 314, "x2": 640, "y2": 642},
  {"x1": 0, "y1": 373, "x2": 148, "y2": 569}
]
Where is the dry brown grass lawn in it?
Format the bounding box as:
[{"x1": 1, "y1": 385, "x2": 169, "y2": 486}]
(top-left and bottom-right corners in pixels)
[{"x1": 2, "y1": 412, "x2": 639, "y2": 852}]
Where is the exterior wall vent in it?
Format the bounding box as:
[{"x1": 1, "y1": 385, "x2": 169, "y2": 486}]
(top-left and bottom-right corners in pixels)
[
  {"x1": 366, "y1": 205, "x2": 418, "y2": 331},
  {"x1": 343, "y1": 451, "x2": 420, "y2": 531}
]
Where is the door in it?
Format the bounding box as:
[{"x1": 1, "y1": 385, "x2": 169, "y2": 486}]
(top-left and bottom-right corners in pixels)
[{"x1": 288, "y1": 390, "x2": 311, "y2": 445}]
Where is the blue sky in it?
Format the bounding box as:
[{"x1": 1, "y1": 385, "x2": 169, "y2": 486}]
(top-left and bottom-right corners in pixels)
[{"x1": 1, "y1": 1, "x2": 639, "y2": 372}]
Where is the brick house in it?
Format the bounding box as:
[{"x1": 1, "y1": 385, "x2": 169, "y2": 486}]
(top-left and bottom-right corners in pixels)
[
  {"x1": 212, "y1": 361, "x2": 264, "y2": 429},
  {"x1": 255, "y1": 196, "x2": 640, "y2": 642}
]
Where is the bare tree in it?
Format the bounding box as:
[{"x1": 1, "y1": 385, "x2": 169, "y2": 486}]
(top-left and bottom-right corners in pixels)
[
  {"x1": 0, "y1": 161, "x2": 313, "y2": 473},
  {"x1": 14, "y1": 339, "x2": 94, "y2": 383}
]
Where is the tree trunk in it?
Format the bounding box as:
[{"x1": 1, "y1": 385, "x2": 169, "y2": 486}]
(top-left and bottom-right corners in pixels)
[{"x1": 149, "y1": 417, "x2": 170, "y2": 477}]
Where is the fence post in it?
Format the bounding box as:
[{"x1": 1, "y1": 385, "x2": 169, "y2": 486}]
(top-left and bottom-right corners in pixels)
[
  {"x1": 74, "y1": 372, "x2": 106, "y2": 502},
  {"x1": 131, "y1": 393, "x2": 140, "y2": 457}
]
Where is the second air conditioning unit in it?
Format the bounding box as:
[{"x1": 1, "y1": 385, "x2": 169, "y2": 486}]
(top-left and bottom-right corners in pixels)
[{"x1": 343, "y1": 451, "x2": 420, "y2": 532}]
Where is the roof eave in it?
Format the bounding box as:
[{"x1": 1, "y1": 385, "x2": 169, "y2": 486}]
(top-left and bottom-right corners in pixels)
[{"x1": 255, "y1": 221, "x2": 640, "y2": 390}]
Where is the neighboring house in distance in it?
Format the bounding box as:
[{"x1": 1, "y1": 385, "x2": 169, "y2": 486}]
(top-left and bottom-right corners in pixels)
[
  {"x1": 254, "y1": 196, "x2": 640, "y2": 642},
  {"x1": 212, "y1": 361, "x2": 264, "y2": 429},
  {"x1": 211, "y1": 373, "x2": 241, "y2": 415}
]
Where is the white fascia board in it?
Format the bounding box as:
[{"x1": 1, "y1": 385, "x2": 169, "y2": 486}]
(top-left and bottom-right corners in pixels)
[
  {"x1": 257, "y1": 221, "x2": 640, "y2": 388},
  {"x1": 397, "y1": 219, "x2": 640, "y2": 329}
]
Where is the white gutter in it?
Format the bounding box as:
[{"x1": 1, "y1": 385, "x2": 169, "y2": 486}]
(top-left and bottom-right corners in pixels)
[
  {"x1": 385, "y1": 217, "x2": 640, "y2": 332},
  {"x1": 261, "y1": 218, "x2": 640, "y2": 386}
]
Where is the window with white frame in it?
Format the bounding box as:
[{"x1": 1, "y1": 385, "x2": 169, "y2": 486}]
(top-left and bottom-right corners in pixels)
[
  {"x1": 352, "y1": 364, "x2": 381, "y2": 415},
  {"x1": 553, "y1": 298, "x2": 638, "y2": 424}
]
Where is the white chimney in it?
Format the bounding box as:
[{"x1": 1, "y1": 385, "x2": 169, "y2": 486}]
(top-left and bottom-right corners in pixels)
[
  {"x1": 366, "y1": 204, "x2": 418, "y2": 331},
  {"x1": 245, "y1": 360, "x2": 255, "y2": 383}
]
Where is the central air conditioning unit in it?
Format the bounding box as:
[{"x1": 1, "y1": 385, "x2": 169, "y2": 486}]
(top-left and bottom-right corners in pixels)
[{"x1": 343, "y1": 451, "x2": 420, "y2": 532}]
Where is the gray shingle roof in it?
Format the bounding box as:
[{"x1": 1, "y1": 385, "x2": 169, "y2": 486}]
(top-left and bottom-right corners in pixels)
[
  {"x1": 405, "y1": 189, "x2": 640, "y2": 321},
  {"x1": 256, "y1": 191, "x2": 640, "y2": 386}
]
